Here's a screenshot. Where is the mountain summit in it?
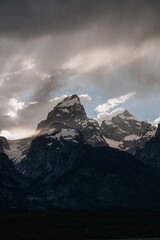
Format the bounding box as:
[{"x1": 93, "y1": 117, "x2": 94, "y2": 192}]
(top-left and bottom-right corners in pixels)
[
  {"x1": 37, "y1": 94, "x2": 106, "y2": 146},
  {"x1": 101, "y1": 109, "x2": 156, "y2": 153},
  {"x1": 37, "y1": 95, "x2": 87, "y2": 130}
]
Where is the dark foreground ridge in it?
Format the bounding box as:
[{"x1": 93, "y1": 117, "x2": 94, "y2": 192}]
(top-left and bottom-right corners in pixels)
[{"x1": 1, "y1": 209, "x2": 160, "y2": 240}]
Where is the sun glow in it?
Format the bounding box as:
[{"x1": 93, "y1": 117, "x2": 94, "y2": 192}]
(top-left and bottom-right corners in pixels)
[
  {"x1": 7, "y1": 111, "x2": 17, "y2": 118},
  {"x1": 1, "y1": 130, "x2": 17, "y2": 139},
  {"x1": 1, "y1": 128, "x2": 36, "y2": 140}
]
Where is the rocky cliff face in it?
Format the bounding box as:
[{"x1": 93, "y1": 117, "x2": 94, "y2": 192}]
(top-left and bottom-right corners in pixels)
[
  {"x1": 101, "y1": 110, "x2": 156, "y2": 153},
  {"x1": 18, "y1": 128, "x2": 85, "y2": 179},
  {"x1": 0, "y1": 152, "x2": 29, "y2": 208},
  {"x1": 135, "y1": 123, "x2": 160, "y2": 168},
  {"x1": 0, "y1": 137, "x2": 10, "y2": 153}
]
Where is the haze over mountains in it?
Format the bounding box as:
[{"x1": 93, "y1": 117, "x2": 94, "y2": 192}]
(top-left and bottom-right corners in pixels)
[{"x1": 0, "y1": 94, "x2": 160, "y2": 210}]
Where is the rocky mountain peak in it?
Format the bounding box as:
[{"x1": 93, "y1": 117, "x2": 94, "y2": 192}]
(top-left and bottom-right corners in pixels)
[
  {"x1": 101, "y1": 110, "x2": 156, "y2": 153},
  {"x1": 56, "y1": 94, "x2": 81, "y2": 108},
  {"x1": 123, "y1": 109, "x2": 130, "y2": 115},
  {"x1": 37, "y1": 94, "x2": 87, "y2": 131},
  {"x1": 121, "y1": 109, "x2": 134, "y2": 117},
  {"x1": 112, "y1": 109, "x2": 137, "y2": 123},
  {"x1": 37, "y1": 94, "x2": 106, "y2": 147}
]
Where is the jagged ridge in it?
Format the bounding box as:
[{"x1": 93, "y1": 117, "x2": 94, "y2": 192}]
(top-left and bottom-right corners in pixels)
[{"x1": 101, "y1": 110, "x2": 156, "y2": 153}]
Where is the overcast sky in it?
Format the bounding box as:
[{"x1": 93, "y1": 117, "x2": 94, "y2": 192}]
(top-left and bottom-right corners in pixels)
[{"x1": 1, "y1": 0, "x2": 160, "y2": 139}]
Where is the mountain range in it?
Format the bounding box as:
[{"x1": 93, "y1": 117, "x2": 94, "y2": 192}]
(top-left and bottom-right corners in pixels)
[{"x1": 0, "y1": 94, "x2": 160, "y2": 210}]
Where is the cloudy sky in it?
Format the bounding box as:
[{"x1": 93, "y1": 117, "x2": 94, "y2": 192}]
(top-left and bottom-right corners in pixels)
[{"x1": 0, "y1": 0, "x2": 160, "y2": 139}]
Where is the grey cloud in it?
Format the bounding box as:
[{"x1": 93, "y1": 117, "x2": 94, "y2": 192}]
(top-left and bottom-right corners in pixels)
[
  {"x1": 34, "y1": 69, "x2": 72, "y2": 102},
  {"x1": 0, "y1": 70, "x2": 41, "y2": 97},
  {"x1": 0, "y1": 0, "x2": 159, "y2": 44}
]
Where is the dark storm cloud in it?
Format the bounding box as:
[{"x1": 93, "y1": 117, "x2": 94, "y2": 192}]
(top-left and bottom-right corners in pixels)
[{"x1": 0, "y1": 0, "x2": 159, "y2": 42}]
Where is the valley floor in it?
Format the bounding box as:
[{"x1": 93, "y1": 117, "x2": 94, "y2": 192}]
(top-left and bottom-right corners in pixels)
[{"x1": 1, "y1": 209, "x2": 160, "y2": 239}]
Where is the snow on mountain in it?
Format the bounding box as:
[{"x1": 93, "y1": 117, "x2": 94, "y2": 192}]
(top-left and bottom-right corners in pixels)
[
  {"x1": 101, "y1": 110, "x2": 156, "y2": 153},
  {"x1": 5, "y1": 137, "x2": 33, "y2": 165}
]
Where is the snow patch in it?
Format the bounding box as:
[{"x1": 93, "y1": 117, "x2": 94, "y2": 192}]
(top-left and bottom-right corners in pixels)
[
  {"x1": 58, "y1": 97, "x2": 79, "y2": 108},
  {"x1": 124, "y1": 134, "x2": 140, "y2": 141},
  {"x1": 6, "y1": 140, "x2": 30, "y2": 163},
  {"x1": 48, "y1": 129, "x2": 79, "y2": 141},
  {"x1": 104, "y1": 137, "x2": 121, "y2": 149}
]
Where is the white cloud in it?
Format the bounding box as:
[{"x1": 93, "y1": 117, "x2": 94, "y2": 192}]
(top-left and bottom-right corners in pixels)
[
  {"x1": 95, "y1": 91, "x2": 136, "y2": 113},
  {"x1": 49, "y1": 95, "x2": 68, "y2": 104},
  {"x1": 7, "y1": 98, "x2": 25, "y2": 118},
  {"x1": 153, "y1": 117, "x2": 160, "y2": 126},
  {"x1": 7, "y1": 111, "x2": 17, "y2": 118},
  {"x1": 97, "y1": 107, "x2": 125, "y2": 124},
  {"x1": 22, "y1": 58, "x2": 36, "y2": 70},
  {"x1": 79, "y1": 94, "x2": 92, "y2": 103},
  {"x1": 49, "y1": 94, "x2": 91, "y2": 105},
  {"x1": 28, "y1": 101, "x2": 39, "y2": 105},
  {"x1": 6, "y1": 98, "x2": 38, "y2": 119},
  {"x1": 9, "y1": 98, "x2": 25, "y2": 111}
]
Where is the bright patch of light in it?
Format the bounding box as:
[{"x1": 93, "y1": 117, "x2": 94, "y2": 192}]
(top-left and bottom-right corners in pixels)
[
  {"x1": 22, "y1": 58, "x2": 35, "y2": 70},
  {"x1": 7, "y1": 98, "x2": 25, "y2": 118},
  {"x1": 7, "y1": 111, "x2": 17, "y2": 118},
  {"x1": 9, "y1": 98, "x2": 25, "y2": 111},
  {"x1": 29, "y1": 101, "x2": 38, "y2": 105},
  {"x1": 153, "y1": 117, "x2": 160, "y2": 126},
  {"x1": 1, "y1": 128, "x2": 35, "y2": 140},
  {"x1": 1, "y1": 130, "x2": 17, "y2": 140},
  {"x1": 62, "y1": 42, "x2": 160, "y2": 78}
]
